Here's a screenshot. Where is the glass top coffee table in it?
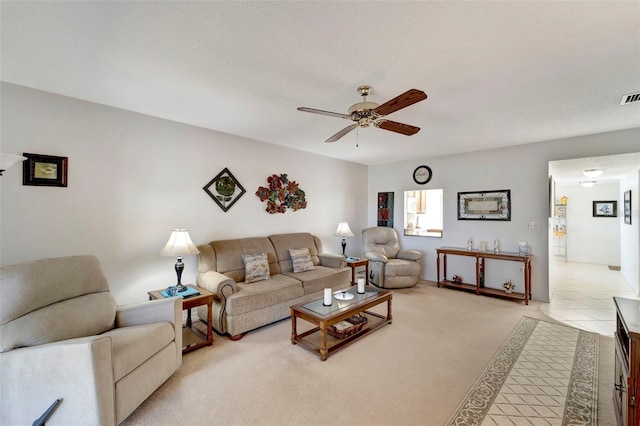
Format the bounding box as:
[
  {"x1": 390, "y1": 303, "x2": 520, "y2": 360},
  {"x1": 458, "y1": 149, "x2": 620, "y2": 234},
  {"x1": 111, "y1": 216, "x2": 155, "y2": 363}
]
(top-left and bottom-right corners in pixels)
[{"x1": 290, "y1": 285, "x2": 392, "y2": 361}]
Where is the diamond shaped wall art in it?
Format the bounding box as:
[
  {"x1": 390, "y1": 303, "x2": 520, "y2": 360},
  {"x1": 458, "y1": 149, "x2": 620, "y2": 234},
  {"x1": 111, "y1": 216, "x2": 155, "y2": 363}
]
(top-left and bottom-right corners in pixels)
[{"x1": 203, "y1": 168, "x2": 246, "y2": 212}]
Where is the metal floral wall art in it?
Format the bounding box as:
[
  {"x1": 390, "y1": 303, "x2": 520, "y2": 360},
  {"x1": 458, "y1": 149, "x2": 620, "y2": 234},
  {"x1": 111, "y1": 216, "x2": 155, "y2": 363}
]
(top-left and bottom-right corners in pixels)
[
  {"x1": 203, "y1": 168, "x2": 246, "y2": 212},
  {"x1": 255, "y1": 173, "x2": 307, "y2": 214}
]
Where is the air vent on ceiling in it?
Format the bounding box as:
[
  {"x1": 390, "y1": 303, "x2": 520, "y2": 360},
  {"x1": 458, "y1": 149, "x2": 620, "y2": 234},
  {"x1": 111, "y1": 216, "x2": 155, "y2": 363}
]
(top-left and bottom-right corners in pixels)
[{"x1": 620, "y1": 92, "x2": 640, "y2": 105}]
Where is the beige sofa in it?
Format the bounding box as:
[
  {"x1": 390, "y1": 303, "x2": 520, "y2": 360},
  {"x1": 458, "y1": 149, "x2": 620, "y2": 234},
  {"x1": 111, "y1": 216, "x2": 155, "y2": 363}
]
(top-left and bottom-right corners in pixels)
[
  {"x1": 0, "y1": 255, "x2": 182, "y2": 425},
  {"x1": 196, "y1": 232, "x2": 351, "y2": 339}
]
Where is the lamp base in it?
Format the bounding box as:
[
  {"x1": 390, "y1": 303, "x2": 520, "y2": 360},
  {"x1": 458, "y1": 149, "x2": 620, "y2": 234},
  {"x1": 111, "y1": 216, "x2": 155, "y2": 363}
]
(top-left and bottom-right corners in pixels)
[{"x1": 176, "y1": 283, "x2": 188, "y2": 292}]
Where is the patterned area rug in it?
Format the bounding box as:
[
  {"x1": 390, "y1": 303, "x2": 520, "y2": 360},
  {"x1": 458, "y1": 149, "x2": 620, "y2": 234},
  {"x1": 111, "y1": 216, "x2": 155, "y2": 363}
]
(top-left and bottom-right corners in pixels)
[{"x1": 447, "y1": 317, "x2": 599, "y2": 426}]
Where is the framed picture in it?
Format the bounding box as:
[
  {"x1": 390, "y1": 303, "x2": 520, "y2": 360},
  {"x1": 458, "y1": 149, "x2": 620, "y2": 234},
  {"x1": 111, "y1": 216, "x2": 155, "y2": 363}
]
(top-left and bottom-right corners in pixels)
[
  {"x1": 624, "y1": 190, "x2": 631, "y2": 224},
  {"x1": 203, "y1": 168, "x2": 246, "y2": 212},
  {"x1": 377, "y1": 192, "x2": 394, "y2": 227},
  {"x1": 22, "y1": 153, "x2": 68, "y2": 187},
  {"x1": 458, "y1": 190, "x2": 511, "y2": 221},
  {"x1": 592, "y1": 200, "x2": 617, "y2": 217}
]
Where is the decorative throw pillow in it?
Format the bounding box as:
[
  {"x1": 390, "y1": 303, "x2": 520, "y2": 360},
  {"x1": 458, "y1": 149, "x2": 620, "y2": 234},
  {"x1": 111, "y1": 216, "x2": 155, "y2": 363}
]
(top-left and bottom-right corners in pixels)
[
  {"x1": 289, "y1": 248, "x2": 315, "y2": 273},
  {"x1": 241, "y1": 253, "x2": 270, "y2": 283}
]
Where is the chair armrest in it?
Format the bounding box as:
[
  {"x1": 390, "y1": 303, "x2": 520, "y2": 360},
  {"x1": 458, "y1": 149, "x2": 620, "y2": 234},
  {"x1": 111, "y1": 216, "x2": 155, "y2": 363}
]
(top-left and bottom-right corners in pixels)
[
  {"x1": 318, "y1": 253, "x2": 346, "y2": 268},
  {"x1": 197, "y1": 270, "x2": 237, "y2": 301},
  {"x1": 116, "y1": 298, "x2": 181, "y2": 328},
  {"x1": 0, "y1": 336, "x2": 115, "y2": 425},
  {"x1": 397, "y1": 249, "x2": 422, "y2": 261},
  {"x1": 115, "y1": 298, "x2": 182, "y2": 369},
  {"x1": 364, "y1": 251, "x2": 388, "y2": 263}
]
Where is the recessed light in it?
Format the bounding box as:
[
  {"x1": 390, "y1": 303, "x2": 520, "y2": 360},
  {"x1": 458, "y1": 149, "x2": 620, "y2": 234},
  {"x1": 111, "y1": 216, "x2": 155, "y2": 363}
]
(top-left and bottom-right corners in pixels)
[
  {"x1": 583, "y1": 169, "x2": 603, "y2": 178},
  {"x1": 579, "y1": 181, "x2": 597, "y2": 188}
]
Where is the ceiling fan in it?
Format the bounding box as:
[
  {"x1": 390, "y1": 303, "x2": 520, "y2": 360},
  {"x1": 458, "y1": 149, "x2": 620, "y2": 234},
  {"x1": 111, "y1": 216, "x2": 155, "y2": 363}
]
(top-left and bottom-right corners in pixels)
[{"x1": 297, "y1": 85, "x2": 427, "y2": 143}]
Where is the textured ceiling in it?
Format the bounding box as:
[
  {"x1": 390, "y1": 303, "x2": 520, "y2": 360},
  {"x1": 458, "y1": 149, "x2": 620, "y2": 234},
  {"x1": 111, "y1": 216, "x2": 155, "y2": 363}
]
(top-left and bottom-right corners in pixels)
[{"x1": 1, "y1": 1, "x2": 639, "y2": 167}]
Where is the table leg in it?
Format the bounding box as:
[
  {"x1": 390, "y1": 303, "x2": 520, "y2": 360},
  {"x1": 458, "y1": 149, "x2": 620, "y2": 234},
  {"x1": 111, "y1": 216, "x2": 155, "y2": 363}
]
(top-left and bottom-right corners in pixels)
[
  {"x1": 320, "y1": 322, "x2": 328, "y2": 361},
  {"x1": 206, "y1": 301, "x2": 213, "y2": 344},
  {"x1": 365, "y1": 263, "x2": 369, "y2": 285},
  {"x1": 387, "y1": 297, "x2": 393, "y2": 324},
  {"x1": 436, "y1": 252, "x2": 441, "y2": 286},
  {"x1": 186, "y1": 307, "x2": 192, "y2": 328},
  {"x1": 290, "y1": 312, "x2": 297, "y2": 345},
  {"x1": 351, "y1": 267, "x2": 356, "y2": 285}
]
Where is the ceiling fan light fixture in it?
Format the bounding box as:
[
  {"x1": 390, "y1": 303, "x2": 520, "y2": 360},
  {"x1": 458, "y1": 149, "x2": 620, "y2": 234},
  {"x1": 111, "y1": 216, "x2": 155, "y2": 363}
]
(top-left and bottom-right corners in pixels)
[
  {"x1": 583, "y1": 169, "x2": 603, "y2": 178},
  {"x1": 579, "y1": 181, "x2": 597, "y2": 188}
]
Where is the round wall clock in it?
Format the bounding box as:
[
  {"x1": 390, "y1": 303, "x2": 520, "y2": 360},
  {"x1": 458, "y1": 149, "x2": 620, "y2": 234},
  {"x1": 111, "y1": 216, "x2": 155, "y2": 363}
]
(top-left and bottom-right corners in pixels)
[{"x1": 413, "y1": 165, "x2": 433, "y2": 185}]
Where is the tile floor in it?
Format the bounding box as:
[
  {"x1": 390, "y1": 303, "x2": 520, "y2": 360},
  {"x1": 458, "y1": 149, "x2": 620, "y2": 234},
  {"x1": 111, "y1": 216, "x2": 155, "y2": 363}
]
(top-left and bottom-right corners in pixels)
[{"x1": 543, "y1": 261, "x2": 639, "y2": 336}]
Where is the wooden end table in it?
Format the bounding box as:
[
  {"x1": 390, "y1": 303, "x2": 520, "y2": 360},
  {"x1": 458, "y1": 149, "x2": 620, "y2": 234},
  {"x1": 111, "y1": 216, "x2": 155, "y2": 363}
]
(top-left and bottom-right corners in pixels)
[
  {"x1": 346, "y1": 257, "x2": 369, "y2": 285},
  {"x1": 148, "y1": 284, "x2": 214, "y2": 354}
]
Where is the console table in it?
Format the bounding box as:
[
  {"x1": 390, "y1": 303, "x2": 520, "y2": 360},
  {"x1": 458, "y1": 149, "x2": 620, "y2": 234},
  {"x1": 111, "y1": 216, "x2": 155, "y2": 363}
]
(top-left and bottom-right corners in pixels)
[{"x1": 436, "y1": 247, "x2": 532, "y2": 305}]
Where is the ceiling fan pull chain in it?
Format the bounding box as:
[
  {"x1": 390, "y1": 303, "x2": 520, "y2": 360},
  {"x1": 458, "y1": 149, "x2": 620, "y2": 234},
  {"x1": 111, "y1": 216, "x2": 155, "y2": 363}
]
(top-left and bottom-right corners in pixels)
[{"x1": 356, "y1": 126, "x2": 359, "y2": 148}]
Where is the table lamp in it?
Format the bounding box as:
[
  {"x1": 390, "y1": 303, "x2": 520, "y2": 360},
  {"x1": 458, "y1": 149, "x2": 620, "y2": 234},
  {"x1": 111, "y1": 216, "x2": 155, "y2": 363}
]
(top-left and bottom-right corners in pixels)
[
  {"x1": 160, "y1": 229, "x2": 200, "y2": 292},
  {"x1": 335, "y1": 221, "x2": 354, "y2": 256}
]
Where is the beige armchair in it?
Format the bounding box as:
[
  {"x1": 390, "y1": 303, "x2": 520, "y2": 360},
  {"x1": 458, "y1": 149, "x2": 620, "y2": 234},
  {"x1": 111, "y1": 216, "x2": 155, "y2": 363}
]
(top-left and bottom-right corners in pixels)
[
  {"x1": 0, "y1": 255, "x2": 182, "y2": 425},
  {"x1": 362, "y1": 227, "x2": 422, "y2": 288}
]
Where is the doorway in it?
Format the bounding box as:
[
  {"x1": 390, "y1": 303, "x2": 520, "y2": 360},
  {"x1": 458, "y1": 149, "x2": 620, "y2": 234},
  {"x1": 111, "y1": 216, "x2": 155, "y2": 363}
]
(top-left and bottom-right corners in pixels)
[{"x1": 546, "y1": 153, "x2": 639, "y2": 335}]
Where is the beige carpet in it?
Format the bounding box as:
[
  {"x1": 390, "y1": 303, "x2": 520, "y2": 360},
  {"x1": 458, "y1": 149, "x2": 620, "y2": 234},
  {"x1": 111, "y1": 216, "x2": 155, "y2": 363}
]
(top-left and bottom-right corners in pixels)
[{"x1": 122, "y1": 281, "x2": 615, "y2": 426}]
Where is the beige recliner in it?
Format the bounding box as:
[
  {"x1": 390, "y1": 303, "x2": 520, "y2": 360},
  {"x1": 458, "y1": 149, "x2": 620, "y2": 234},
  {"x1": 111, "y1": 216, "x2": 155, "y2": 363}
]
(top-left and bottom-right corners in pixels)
[
  {"x1": 0, "y1": 255, "x2": 182, "y2": 425},
  {"x1": 362, "y1": 227, "x2": 423, "y2": 288}
]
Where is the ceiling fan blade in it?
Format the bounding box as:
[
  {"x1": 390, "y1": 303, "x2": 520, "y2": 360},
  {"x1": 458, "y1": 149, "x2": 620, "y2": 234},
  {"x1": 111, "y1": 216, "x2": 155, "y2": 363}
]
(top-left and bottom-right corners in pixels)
[
  {"x1": 375, "y1": 120, "x2": 420, "y2": 136},
  {"x1": 325, "y1": 124, "x2": 357, "y2": 143},
  {"x1": 373, "y1": 89, "x2": 427, "y2": 117},
  {"x1": 297, "y1": 107, "x2": 352, "y2": 120}
]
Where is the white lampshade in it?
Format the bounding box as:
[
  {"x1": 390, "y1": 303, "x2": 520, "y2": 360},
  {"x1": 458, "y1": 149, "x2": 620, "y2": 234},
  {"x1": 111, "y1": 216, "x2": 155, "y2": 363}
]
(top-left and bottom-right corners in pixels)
[
  {"x1": 335, "y1": 222, "x2": 354, "y2": 238},
  {"x1": 583, "y1": 169, "x2": 603, "y2": 178},
  {"x1": 160, "y1": 229, "x2": 200, "y2": 256},
  {"x1": 0, "y1": 153, "x2": 27, "y2": 175}
]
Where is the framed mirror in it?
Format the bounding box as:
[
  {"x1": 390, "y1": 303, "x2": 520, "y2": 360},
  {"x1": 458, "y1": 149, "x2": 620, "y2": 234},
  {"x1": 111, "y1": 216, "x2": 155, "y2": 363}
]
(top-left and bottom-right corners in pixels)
[{"x1": 404, "y1": 189, "x2": 443, "y2": 237}]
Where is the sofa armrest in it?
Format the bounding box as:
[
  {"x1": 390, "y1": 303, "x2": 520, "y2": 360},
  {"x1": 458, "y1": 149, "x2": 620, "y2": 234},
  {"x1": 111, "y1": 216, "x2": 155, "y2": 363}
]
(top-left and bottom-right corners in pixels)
[
  {"x1": 397, "y1": 249, "x2": 422, "y2": 261},
  {"x1": 318, "y1": 253, "x2": 346, "y2": 268},
  {"x1": 197, "y1": 270, "x2": 237, "y2": 301},
  {"x1": 364, "y1": 251, "x2": 389, "y2": 263},
  {"x1": 0, "y1": 336, "x2": 115, "y2": 426}
]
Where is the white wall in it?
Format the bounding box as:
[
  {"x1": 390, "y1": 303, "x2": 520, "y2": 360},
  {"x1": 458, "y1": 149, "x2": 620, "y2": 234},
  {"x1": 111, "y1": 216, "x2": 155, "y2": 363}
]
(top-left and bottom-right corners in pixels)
[
  {"x1": 555, "y1": 182, "x2": 621, "y2": 265},
  {"x1": 0, "y1": 83, "x2": 368, "y2": 304},
  {"x1": 368, "y1": 128, "x2": 640, "y2": 302},
  {"x1": 620, "y1": 169, "x2": 640, "y2": 294}
]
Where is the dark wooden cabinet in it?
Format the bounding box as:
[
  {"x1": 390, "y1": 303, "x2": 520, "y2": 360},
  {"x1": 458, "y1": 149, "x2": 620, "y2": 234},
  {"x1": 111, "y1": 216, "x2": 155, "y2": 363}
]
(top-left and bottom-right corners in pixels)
[{"x1": 613, "y1": 297, "x2": 639, "y2": 426}]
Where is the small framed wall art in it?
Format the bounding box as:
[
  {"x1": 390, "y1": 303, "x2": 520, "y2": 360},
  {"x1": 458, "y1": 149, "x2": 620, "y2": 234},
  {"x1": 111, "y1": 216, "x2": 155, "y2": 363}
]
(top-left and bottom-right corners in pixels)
[
  {"x1": 592, "y1": 200, "x2": 617, "y2": 218},
  {"x1": 203, "y1": 168, "x2": 246, "y2": 212},
  {"x1": 22, "y1": 153, "x2": 68, "y2": 187},
  {"x1": 623, "y1": 191, "x2": 631, "y2": 224},
  {"x1": 458, "y1": 189, "x2": 511, "y2": 221}
]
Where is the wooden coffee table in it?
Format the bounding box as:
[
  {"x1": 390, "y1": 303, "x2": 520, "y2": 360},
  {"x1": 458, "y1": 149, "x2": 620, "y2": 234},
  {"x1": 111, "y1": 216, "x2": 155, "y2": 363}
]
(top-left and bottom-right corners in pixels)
[
  {"x1": 290, "y1": 286, "x2": 392, "y2": 361},
  {"x1": 148, "y1": 284, "x2": 214, "y2": 354}
]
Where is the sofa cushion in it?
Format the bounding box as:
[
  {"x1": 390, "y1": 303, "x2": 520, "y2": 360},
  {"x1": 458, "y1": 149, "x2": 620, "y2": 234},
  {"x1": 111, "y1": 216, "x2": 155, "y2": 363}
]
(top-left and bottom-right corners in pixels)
[
  {"x1": 289, "y1": 248, "x2": 315, "y2": 273},
  {"x1": 269, "y1": 233, "x2": 321, "y2": 273},
  {"x1": 282, "y1": 266, "x2": 351, "y2": 295},
  {"x1": 241, "y1": 253, "x2": 270, "y2": 283},
  {"x1": 102, "y1": 322, "x2": 175, "y2": 381},
  {"x1": 209, "y1": 237, "x2": 279, "y2": 282},
  {"x1": 225, "y1": 274, "x2": 304, "y2": 316}
]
